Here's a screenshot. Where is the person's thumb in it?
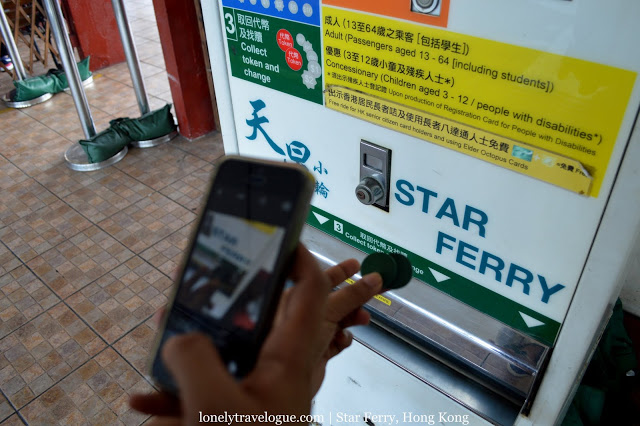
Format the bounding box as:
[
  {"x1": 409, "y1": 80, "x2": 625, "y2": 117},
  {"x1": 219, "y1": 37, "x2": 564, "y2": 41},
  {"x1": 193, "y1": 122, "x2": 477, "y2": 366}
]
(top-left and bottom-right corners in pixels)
[{"x1": 325, "y1": 272, "x2": 382, "y2": 323}]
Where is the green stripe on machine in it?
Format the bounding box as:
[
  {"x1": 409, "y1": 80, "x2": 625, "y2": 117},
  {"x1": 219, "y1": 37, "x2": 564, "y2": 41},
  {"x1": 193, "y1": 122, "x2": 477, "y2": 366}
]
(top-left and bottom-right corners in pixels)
[{"x1": 307, "y1": 205, "x2": 560, "y2": 345}]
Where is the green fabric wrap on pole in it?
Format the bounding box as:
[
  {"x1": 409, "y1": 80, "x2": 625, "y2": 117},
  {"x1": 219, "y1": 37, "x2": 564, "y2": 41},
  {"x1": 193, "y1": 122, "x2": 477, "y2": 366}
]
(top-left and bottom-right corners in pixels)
[
  {"x1": 13, "y1": 57, "x2": 92, "y2": 102},
  {"x1": 78, "y1": 104, "x2": 177, "y2": 163},
  {"x1": 78, "y1": 125, "x2": 131, "y2": 164},
  {"x1": 109, "y1": 104, "x2": 177, "y2": 141}
]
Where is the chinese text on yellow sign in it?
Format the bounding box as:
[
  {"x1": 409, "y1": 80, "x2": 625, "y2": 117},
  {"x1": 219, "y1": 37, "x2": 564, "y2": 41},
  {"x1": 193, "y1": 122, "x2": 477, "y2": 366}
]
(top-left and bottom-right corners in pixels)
[{"x1": 322, "y1": 7, "x2": 636, "y2": 196}]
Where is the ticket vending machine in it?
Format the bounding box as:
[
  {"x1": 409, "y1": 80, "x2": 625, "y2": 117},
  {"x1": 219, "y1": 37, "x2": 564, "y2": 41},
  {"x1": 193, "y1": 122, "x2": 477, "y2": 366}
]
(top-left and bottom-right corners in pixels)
[{"x1": 200, "y1": 1, "x2": 640, "y2": 424}]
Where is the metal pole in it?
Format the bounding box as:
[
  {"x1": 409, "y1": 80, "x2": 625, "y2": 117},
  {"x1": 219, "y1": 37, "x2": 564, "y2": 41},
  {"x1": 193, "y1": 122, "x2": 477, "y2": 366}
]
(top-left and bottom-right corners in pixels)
[
  {"x1": 112, "y1": 0, "x2": 150, "y2": 115},
  {"x1": 0, "y1": 6, "x2": 27, "y2": 79},
  {"x1": 42, "y1": 0, "x2": 96, "y2": 138}
]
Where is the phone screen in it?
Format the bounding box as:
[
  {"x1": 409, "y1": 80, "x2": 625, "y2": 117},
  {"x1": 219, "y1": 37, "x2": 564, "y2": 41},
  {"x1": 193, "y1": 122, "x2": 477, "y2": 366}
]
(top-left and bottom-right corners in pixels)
[
  {"x1": 151, "y1": 160, "x2": 307, "y2": 388},
  {"x1": 177, "y1": 211, "x2": 284, "y2": 331}
]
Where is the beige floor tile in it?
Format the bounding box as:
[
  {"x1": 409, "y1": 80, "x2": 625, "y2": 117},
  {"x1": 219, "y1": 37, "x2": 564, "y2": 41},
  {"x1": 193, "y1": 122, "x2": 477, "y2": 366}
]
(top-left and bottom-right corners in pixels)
[
  {"x1": 133, "y1": 25, "x2": 160, "y2": 42},
  {"x1": 20, "y1": 91, "x2": 116, "y2": 143},
  {"x1": 141, "y1": 72, "x2": 170, "y2": 98},
  {"x1": 140, "y1": 53, "x2": 166, "y2": 70},
  {"x1": 114, "y1": 143, "x2": 208, "y2": 191},
  {"x1": 159, "y1": 166, "x2": 213, "y2": 213},
  {"x1": 116, "y1": 96, "x2": 170, "y2": 120},
  {"x1": 0, "y1": 303, "x2": 106, "y2": 409},
  {"x1": 153, "y1": 90, "x2": 173, "y2": 105},
  {"x1": 0, "y1": 156, "x2": 29, "y2": 192},
  {"x1": 67, "y1": 256, "x2": 171, "y2": 343},
  {"x1": 0, "y1": 243, "x2": 21, "y2": 277},
  {"x1": 17, "y1": 93, "x2": 75, "y2": 123},
  {"x1": 0, "y1": 414, "x2": 24, "y2": 425},
  {"x1": 33, "y1": 162, "x2": 125, "y2": 200},
  {"x1": 0, "y1": 266, "x2": 60, "y2": 339},
  {"x1": 171, "y1": 132, "x2": 225, "y2": 164},
  {"x1": 26, "y1": 226, "x2": 135, "y2": 300},
  {"x1": 113, "y1": 317, "x2": 158, "y2": 377},
  {"x1": 97, "y1": 192, "x2": 196, "y2": 254},
  {"x1": 0, "y1": 110, "x2": 37, "y2": 135},
  {"x1": 0, "y1": 179, "x2": 58, "y2": 230},
  {"x1": 100, "y1": 62, "x2": 165, "y2": 87},
  {"x1": 19, "y1": 348, "x2": 151, "y2": 425},
  {"x1": 128, "y1": 12, "x2": 157, "y2": 25},
  {"x1": 0, "y1": 200, "x2": 92, "y2": 264},
  {"x1": 134, "y1": 40, "x2": 163, "y2": 63},
  {"x1": 130, "y1": 18, "x2": 159, "y2": 33},
  {"x1": 84, "y1": 77, "x2": 140, "y2": 116},
  {"x1": 0, "y1": 391, "x2": 16, "y2": 423},
  {"x1": 140, "y1": 224, "x2": 192, "y2": 281},
  {"x1": 0, "y1": 120, "x2": 62, "y2": 159},
  {"x1": 4, "y1": 137, "x2": 72, "y2": 177},
  {"x1": 144, "y1": 33, "x2": 161, "y2": 44},
  {"x1": 61, "y1": 169, "x2": 154, "y2": 223}
]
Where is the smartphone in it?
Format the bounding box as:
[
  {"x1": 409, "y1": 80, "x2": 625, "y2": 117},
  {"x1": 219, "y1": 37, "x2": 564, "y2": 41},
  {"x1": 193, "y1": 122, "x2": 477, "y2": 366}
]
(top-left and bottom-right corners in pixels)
[{"x1": 149, "y1": 156, "x2": 315, "y2": 392}]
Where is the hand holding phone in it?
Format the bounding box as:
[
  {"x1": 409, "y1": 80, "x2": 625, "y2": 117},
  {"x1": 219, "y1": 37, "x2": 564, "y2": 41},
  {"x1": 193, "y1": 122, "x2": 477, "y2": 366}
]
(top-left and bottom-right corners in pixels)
[
  {"x1": 149, "y1": 156, "x2": 315, "y2": 391},
  {"x1": 131, "y1": 246, "x2": 383, "y2": 423}
]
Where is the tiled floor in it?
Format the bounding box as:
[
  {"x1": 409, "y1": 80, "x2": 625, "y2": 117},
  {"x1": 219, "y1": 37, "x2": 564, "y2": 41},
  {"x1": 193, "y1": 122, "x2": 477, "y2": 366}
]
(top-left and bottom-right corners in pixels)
[{"x1": 0, "y1": 0, "x2": 224, "y2": 424}]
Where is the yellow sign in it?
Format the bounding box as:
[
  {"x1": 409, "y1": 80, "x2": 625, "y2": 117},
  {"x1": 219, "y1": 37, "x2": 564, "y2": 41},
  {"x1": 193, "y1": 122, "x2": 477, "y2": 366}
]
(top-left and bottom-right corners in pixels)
[
  {"x1": 327, "y1": 86, "x2": 592, "y2": 194},
  {"x1": 322, "y1": 7, "x2": 636, "y2": 196}
]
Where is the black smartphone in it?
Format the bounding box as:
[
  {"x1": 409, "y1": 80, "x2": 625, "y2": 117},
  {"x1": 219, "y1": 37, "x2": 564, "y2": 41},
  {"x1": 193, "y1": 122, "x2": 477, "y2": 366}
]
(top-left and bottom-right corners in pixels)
[{"x1": 149, "y1": 156, "x2": 315, "y2": 392}]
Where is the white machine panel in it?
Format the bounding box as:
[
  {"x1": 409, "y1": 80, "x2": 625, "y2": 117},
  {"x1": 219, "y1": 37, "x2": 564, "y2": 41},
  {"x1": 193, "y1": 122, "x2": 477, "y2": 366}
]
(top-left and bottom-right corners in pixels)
[
  {"x1": 207, "y1": 0, "x2": 640, "y2": 346},
  {"x1": 201, "y1": 0, "x2": 640, "y2": 424},
  {"x1": 313, "y1": 341, "x2": 491, "y2": 426}
]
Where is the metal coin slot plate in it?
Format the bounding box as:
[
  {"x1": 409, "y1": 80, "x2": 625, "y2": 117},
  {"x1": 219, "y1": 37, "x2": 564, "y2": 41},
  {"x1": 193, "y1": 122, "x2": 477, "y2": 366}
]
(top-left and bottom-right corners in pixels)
[{"x1": 358, "y1": 140, "x2": 392, "y2": 211}]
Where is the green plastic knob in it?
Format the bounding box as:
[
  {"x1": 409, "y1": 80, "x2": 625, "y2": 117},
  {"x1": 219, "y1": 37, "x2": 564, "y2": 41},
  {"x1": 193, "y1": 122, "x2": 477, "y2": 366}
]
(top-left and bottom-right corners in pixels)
[{"x1": 361, "y1": 252, "x2": 413, "y2": 290}]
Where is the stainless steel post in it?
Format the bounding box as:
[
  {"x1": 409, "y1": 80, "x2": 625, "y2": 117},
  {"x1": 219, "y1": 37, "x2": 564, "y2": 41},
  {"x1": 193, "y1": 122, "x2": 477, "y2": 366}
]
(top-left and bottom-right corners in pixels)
[
  {"x1": 43, "y1": 0, "x2": 96, "y2": 138},
  {"x1": 112, "y1": 0, "x2": 150, "y2": 115},
  {"x1": 0, "y1": 5, "x2": 27, "y2": 79}
]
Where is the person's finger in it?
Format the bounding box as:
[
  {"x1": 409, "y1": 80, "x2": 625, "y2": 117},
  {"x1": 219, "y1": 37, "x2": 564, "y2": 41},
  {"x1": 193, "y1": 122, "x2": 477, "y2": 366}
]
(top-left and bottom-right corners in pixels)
[
  {"x1": 280, "y1": 245, "x2": 330, "y2": 333},
  {"x1": 162, "y1": 333, "x2": 239, "y2": 420},
  {"x1": 129, "y1": 392, "x2": 181, "y2": 416},
  {"x1": 333, "y1": 329, "x2": 354, "y2": 354},
  {"x1": 324, "y1": 259, "x2": 359, "y2": 288},
  {"x1": 258, "y1": 245, "x2": 330, "y2": 373},
  {"x1": 276, "y1": 258, "x2": 358, "y2": 324},
  {"x1": 325, "y1": 273, "x2": 382, "y2": 323},
  {"x1": 338, "y1": 308, "x2": 371, "y2": 329},
  {"x1": 287, "y1": 245, "x2": 326, "y2": 285},
  {"x1": 309, "y1": 328, "x2": 354, "y2": 394}
]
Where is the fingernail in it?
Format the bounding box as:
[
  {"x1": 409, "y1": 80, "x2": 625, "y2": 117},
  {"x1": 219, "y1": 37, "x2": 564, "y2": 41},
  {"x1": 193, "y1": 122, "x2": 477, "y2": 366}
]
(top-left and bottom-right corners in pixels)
[{"x1": 362, "y1": 272, "x2": 383, "y2": 289}]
